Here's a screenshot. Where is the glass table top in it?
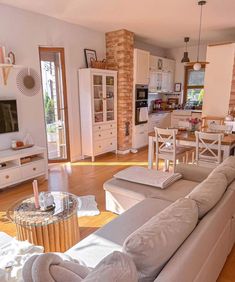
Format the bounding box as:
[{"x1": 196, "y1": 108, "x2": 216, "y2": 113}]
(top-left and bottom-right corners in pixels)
[{"x1": 7, "y1": 192, "x2": 78, "y2": 226}]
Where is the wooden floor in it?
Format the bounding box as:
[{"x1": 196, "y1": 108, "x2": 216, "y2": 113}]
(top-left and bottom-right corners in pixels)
[{"x1": 0, "y1": 147, "x2": 234, "y2": 281}]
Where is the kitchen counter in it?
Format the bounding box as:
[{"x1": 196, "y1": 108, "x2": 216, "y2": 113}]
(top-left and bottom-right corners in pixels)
[{"x1": 149, "y1": 110, "x2": 172, "y2": 115}]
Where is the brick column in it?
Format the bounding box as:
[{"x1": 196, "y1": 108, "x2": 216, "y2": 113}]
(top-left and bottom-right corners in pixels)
[
  {"x1": 106, "y1": 29, "x2": 134, "y2": 152},
  {"x1": 229, "y1": 58, "x2": 235, "y2": 110}
]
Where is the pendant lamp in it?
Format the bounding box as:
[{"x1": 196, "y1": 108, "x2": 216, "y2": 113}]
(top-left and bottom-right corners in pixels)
[
  {"x1": 186, "y1": 0, "x2": 209, "y2": 70},
  {"x1": 181, "y1": 37, "x2": 190, "y2": 63}
]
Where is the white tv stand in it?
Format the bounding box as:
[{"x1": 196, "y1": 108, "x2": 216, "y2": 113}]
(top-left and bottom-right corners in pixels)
[{"x1": 0, "y1": 146, "x2": 48, "y2": 190}]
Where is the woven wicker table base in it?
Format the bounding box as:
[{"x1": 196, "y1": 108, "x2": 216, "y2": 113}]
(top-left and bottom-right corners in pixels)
[{"x1": 16, "y1": 213, "x2": 80, "y2": 252}]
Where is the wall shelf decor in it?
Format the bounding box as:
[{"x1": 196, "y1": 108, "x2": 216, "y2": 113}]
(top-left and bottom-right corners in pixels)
[
  {"x1": 16, "y1": 68, "x2": 41, "y2": 96},
  {"x1": 0, "y1": 64, "x2": 23, "y2": 85}
]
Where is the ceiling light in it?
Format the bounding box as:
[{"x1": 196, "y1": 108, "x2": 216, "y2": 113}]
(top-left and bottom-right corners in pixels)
[
  {"x1": 186, "y1": 0, "x2": 209, "y2": 70},
  {"x1": 181, "y1": 37, "x2": 190, "y2": 63}
]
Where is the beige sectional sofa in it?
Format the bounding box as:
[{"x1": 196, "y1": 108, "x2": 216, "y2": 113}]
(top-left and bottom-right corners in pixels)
[{"x1": 66, "y1": 157, "x2": 235, "y2": 282}]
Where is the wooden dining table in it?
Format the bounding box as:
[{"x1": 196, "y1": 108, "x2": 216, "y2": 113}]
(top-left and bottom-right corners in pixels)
[{"x1": 148, "y1": 130, "x2": 235, "y2": 169}]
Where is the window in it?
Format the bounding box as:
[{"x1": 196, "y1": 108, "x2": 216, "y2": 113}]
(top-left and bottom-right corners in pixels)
[{"x1": 184, "y1": 65, "x2": 205, "y2": 109}]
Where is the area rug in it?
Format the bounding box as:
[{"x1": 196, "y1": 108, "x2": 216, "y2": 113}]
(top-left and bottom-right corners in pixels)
[{"x1": 77, "y1": 195, "x2": 100, "y2": 217}]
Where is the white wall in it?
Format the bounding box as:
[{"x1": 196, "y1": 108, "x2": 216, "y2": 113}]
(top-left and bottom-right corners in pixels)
[
  {"x1": 0, "y1": 4, "x2": 105, "y2": 161},
  {"x1": 166, "y1": 44, "x2": 207, "y2": 98},
  {"x1": 203, "y1": 44, "x2": 235, "y2": 117},
  {"x1": 134, "y1": 40, "x2": 167, "y2": 57}
]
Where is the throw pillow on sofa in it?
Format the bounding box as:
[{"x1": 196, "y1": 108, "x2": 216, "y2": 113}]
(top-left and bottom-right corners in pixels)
[
  {"x1": 123, "y1": 198, "x2": 198, "y2": 282},
  {"x1": 83, "y1": 251, "x2": 138, "y2": 282},
  {"x1": 210, "y1": 156, "x2": 235, "y2": 185},
  {"x1": 23, "y1": 251, "x2": 138, "y2": 282},
  {"x1": 22, "y1": 252, "x2": 89, "y2": 282},
  {"x1": 114, "y1": 166, "x2": 182, "y2": 189},
  {"x1": 187, "y1": 172, "x2": 227, "y2": 219}
]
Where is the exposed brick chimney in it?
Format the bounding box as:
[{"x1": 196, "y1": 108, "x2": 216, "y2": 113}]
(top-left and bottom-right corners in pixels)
[
  {"x1": 229, "y1": 58, "x2": 235, "y2": 109},
  {"x1": 105, "y1": 29, "x2": 134, "y2": 152}
]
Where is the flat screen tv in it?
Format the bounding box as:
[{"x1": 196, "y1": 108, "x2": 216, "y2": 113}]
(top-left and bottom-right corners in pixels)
[{"x1": 0, "y1": 100, "x2": 19, "y2": 133}]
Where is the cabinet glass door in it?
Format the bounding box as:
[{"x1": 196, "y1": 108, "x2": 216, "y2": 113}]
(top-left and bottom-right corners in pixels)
[
  {"x1": 106, "y1": 76, "x2": 115, "y2": 122},
  {"x1": 93, "y1": 75, "x2": 104, "y2": 123}
]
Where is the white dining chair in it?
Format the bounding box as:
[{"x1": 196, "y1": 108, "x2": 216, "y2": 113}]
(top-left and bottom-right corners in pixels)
[
  {"x1": 208, "y1": 123, "x2": 233, "y2": 134},
  {"x1": 195, "y1": 131, "x2": 224, "y2": 167},
  {"x1": 154, "y1": 127, "x2": 194, "y2": 172},
  {"x1": 201, "y1": 116, "x2": 225, "y2": 131}
]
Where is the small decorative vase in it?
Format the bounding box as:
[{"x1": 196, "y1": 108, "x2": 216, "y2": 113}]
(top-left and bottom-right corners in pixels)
[
  {"x1": 191, "y1": 124, "x2": 196, "y2": 132},
  {"x1": 39, "y1": 192, "x2": 55, "y2": 211}
]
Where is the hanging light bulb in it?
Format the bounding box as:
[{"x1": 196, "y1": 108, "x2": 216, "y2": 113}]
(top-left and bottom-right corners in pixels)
[
  {"x1": 181, "y1": 37, "x2": 190, "y2": 63},
  {"x1": 186, "y1": 1, "x2": 209, "y2": 69},
  {"x1": 193, "y1": 62, "x2": 201, "y2": 71},
  {"x1": 193, "y1": 0, "x2": 206, "y2": 71}
]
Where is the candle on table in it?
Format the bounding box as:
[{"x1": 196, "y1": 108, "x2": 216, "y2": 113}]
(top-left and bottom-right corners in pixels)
[{"x1": 33, "y1": 180, "x2": 39, "y2": 209}]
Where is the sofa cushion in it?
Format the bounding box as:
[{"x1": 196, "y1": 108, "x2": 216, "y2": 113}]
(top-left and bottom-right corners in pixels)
[
  {"x1": 187, "y1": 172, "x2": 228, "y2": 219},
  {"x1": 66, "y1": 198, "x2": 171, "y2": 267},
  {"x1": 223, "y1": 155, "x2": 235, "y2": 169},
  {"x1": 114, "y1": 166, "x2": 182, "y2": 189},
  {"x1": 212, "y1": 165, "x2": 235, "y2": 185},
  {"x1": 83, "y1": 251, "x2": 138, "y2": 282},
  {"x1": 104, "y1": 178, "x2": 198, "y2": 203},
  {"x1": 175, "y1": 164, "x2": 213, "y2": 182},
  {"x1": 154, "y1": 188, "x2": 235, "y2": 282},
  {"x1": 123, "y1": 198, "x2": 198, "y2": 282},
  {"x1": 210, "y1": 157, "x2": 235, "y2": 185}
]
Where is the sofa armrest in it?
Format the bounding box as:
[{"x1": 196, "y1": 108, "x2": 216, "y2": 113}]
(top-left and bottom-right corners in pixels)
[{"x1": 175, "y1": 164, "x2": 213, "y2": 183}]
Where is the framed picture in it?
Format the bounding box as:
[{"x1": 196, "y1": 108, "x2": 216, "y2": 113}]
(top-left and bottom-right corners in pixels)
[
  {"x1": 174, "y1": 83, "x2": 182, "y2": 92},
  {"x1": 157, "y1": 59, "x2": 163, "y2": 70},
  {"x1": 84, "y1": 49, "x2": 97, "y2": 68}
]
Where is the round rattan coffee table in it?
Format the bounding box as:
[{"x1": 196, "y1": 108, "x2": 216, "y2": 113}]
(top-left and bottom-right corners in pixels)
[{"x1": 7, "y1": 192, "x2": 80, "y2": 252}]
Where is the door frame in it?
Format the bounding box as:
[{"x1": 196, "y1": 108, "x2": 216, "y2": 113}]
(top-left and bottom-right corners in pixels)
[{"x1": 39, "y1": 46, "x2": 71, "y2": 163}]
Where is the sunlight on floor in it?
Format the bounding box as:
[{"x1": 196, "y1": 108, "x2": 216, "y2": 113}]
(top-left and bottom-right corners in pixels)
[
  {"x1": 78, "y1": 211, "x2": 117, "y2": 228},
  {"x1": 69, "y1": 161, "x2": 149, "y2": 166}
]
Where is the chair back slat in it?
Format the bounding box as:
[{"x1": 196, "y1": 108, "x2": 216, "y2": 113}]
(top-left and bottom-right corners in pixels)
[
  {"x1": 201, "y1": 116, "x2": 224, "y2": 131},
  {"x1": 154, "y1": 128, "x2": 177, "y2": 154},
  {"x1": 208, "y1": 123, "x2": 233, "y2": 133},
  {"x1": 195, "y1": 131, "x2": 223, "y2": 165}
]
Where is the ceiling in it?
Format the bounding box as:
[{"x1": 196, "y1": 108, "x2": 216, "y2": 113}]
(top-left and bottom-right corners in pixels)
[{"x1": 1, "y1": 0, "x2": 235, "y2": 48}]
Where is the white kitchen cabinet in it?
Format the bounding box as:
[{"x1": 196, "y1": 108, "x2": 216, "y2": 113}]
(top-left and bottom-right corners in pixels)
[
  {"x1": 134, "y1": 49, "x2": 150, "y2": 85},
  {"x1": 149, "y1": 55, "x2": 175, "y2": 93},
  {"x1": 148, "y1": 113, "x2": 171, "y2": 132},
  {"x1": 79, "y1": 68, "x2": 117, "y2": 161},
  {"x1": 132, "y1": 123, "x2": 149, "y2": 149},
  {"x1": 149, "y1": 71, "x2": 162, "y2": 93},
  {"x1": 149, "y1": 55, "x2": 157, "y2": 72}
]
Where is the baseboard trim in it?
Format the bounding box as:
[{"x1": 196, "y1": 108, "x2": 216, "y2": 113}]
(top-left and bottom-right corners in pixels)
[
  {"x1": 70, "y1": 155, "x2": 84, "y2": 162},
  {"x1": 117, "y1": 149, "x2": 131, "y2": 155}
]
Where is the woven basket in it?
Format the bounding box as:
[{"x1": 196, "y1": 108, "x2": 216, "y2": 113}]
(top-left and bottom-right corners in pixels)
[{"x1": 90, "y1": 58, "x2": 106, "y2": 69}]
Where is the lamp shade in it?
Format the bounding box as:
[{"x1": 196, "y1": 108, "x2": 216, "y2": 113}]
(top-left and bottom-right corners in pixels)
[{"x1": 181, "y1": 52, "x2": 190, "y2": 63}]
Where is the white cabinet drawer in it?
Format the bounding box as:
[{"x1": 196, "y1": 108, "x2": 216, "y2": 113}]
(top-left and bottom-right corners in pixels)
[
  {"x1": 94, "y1": 128, "x2": 116, "y2": 140},
  {"x1": 0, "y1": 168, "x2": 21, "y2": 186},
  {"x1": 21, "y1": 160, "x2": 46, "y2": 179},
  {"x1": 94, "y1": 138, "x2": 116, "y2": 154},
  {"x1": 133, "y1": 131, "x2": 148, "y2": 149},
  {"x1": 134, "y1": 123, "x2": 148, "y2": 134},
  {"x1": 94, "y1": 123, "x2": 116, "y2": 132}
]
